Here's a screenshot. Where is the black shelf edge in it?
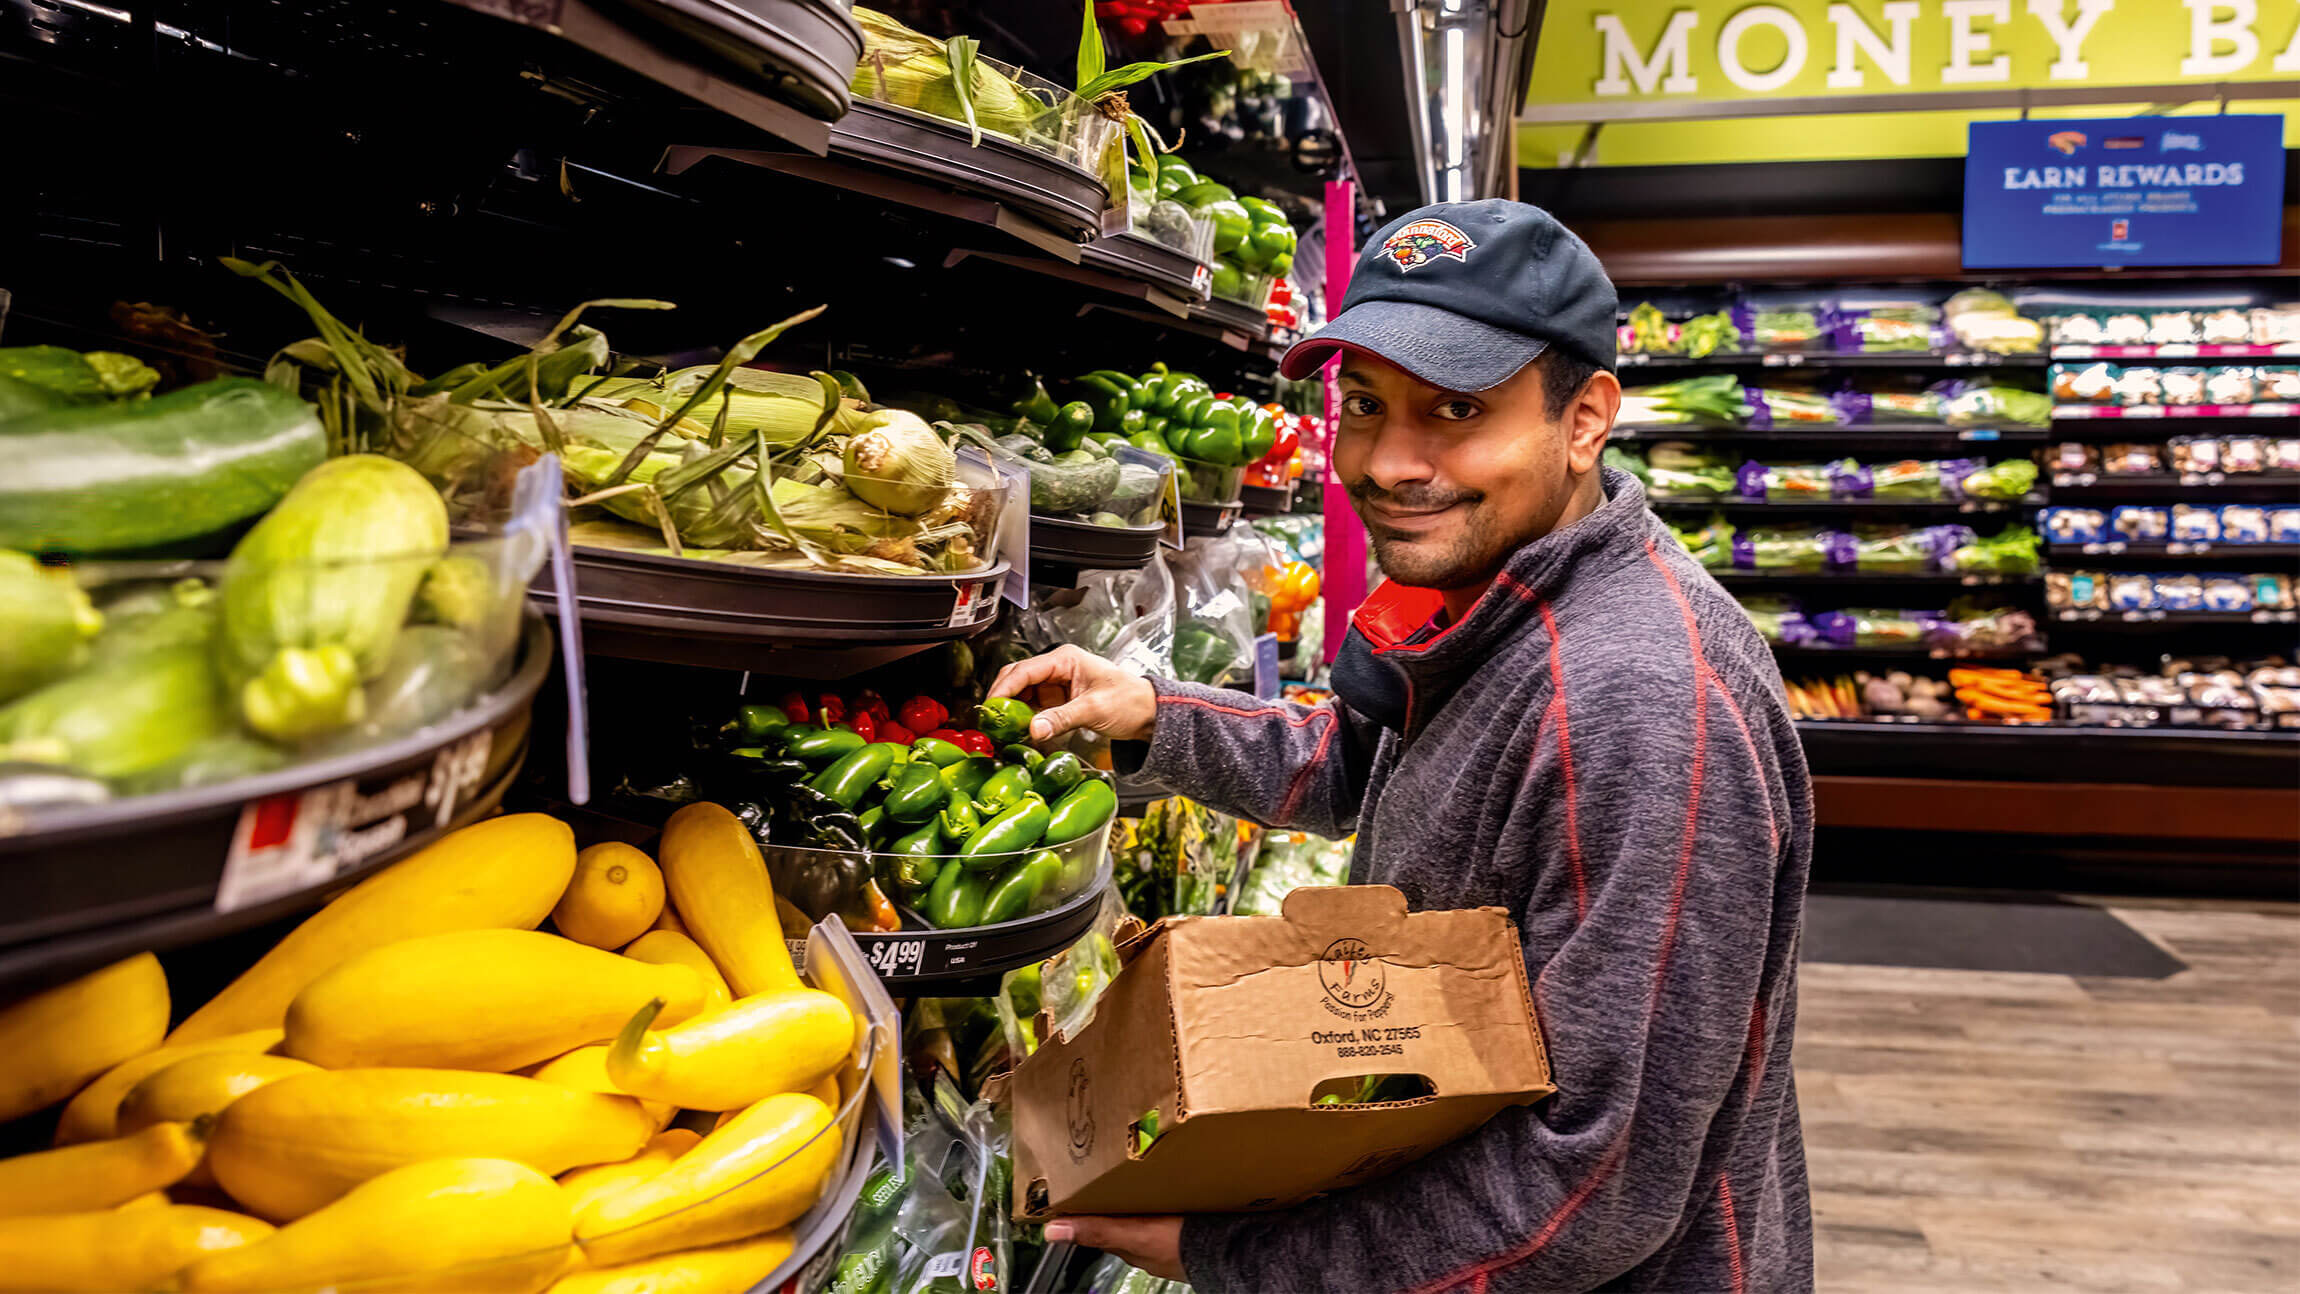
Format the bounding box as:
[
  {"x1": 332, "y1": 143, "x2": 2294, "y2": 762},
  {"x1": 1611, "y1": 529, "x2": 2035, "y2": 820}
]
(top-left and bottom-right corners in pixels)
[
  {"x1": 2047, "y1": 472, "x2": 2300, "y2": 495},
  {"x1": 1028, "y1": 515, "x2": 1164, "y2": 571},
  {"x1": 1771, "y1": 644, "x2": 2038, "y2": 661},
  {"x1": 1793, "y1": 717, "x2": 2300, "y2": 787},
  {"x1": 1078, "y1": 233, "x2": 1212, "y2": 308},
  {"x1": 2044, "y1": 542, "x2": 2300, "y2": 561},
  {"x1": 1713, "y1": 570, "x2": 2038, "y2": 587},
  {"x1": 1650, "y1": 496, "x2": 2039, "y2": 515},
  {"x1": 2051, "y1": 404, "x2": 2300, "y2": 424},
  {"x1": 1613, "y1": 424, "x2": 2047, "y2": 445},
  {"x1": 1621, "y1": 351, "x2": 2047, "y2": 369},
  {"x1": 1239, "y1": 483, "x2": 1296, "y2": 517},
  {"x1": 854, "y1": 867, "x2": 1113, "y2": 993},
  {"x1": 2049, "y1": 608, "x2": 2300, "y2": 627},
  {"x1": 1180, "y1": 498, "x2": 1243, "y2": 538}
]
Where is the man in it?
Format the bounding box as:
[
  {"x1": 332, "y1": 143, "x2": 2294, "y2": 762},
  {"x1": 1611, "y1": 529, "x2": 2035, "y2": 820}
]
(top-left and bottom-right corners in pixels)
[{"x1": 992, "y1": 200, "x2": 1813, "y2": 1292}]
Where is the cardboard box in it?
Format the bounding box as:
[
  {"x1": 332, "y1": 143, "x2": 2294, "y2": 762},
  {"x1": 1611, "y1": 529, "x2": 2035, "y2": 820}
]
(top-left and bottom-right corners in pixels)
[{"x1": 1008, "y1": 885, "x2": 1553, "y2": 1219}]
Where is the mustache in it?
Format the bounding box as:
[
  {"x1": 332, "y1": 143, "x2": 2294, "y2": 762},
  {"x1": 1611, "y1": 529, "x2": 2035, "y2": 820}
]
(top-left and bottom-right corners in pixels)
[{"x1": 1346, "y1": 480, "x2": 1482, "y2": 512}]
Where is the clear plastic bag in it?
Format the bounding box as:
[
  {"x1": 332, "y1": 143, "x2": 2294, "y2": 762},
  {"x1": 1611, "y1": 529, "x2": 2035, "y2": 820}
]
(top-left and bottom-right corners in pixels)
[
  {"x1": 1166, "y1": 531, "x2": 1278, "y2": 687},
  {"x1": 1020, "y1": 559, "x2": 1176, "y2": 677}
]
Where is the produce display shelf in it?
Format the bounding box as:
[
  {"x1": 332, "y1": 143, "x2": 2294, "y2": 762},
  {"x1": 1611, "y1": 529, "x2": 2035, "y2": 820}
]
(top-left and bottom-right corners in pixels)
[
  {"x1": 1649, "y1": 496, "x2": 2038, "y2": 515},
  {"x1": 443, "y1": 0, "x2": 845, "y2": 151},
  {"x1": 2049, "y1": 471, "x2": 2300, "y2": 495},
  {"x1": 1611, "y1": 423, "x2": 2047, "y2": 446},
  {"x1": 0, "y1": 617, "x2": 551, "y2": 996},
  {"x1": 1029, "y1": 515, "x2": 1165, "y2": 570},
  {"x1": 1621, "y1": 351, "x2": 2046, "y2": 369},
  {"x1": 1240, "y1": 483, "x2": 1296, "y2": 516},
  {"x1": 1793, "y1": 717, "x2": 2300, "y2": 788},
  {"x1": 2044, "y1": 541, "x2": 2300, "y2": 561},
  {"x1": 1192, "y1": 295, "x2": 1276, "y2": 344},
  {"x1": 1077, "y1": 232, "x2": 1214, "y2": 307},
  {"x1": 2052, "y1": 403, "x2": 2300, "y2": 421},
  {"x1": 1180, "y1": 498, "x2": 1244, "y2": 538},
  {"x1": 2052, "y1": 343, "x2": 2300, "y2": 360},
  {"x1": 2051, "y1": 608, "x2": 2300, "y2": 626},
  {"x1": 1711, "y1": 569, "x2": 2037, "y2": 588},
  {"x1": 532, "y1": 547, "x2": 1007, "y2": 672},
  {"x1": 1772, "y1": 644, "x2": 2034, "y2": 662},
  {"x1": 852, "y1": 860, "x2": 1114, "y2": 993}
]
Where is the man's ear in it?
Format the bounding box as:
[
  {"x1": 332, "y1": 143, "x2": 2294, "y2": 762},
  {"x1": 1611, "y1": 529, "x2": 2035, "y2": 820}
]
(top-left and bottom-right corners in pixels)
[{"x1": 1565, "y1": 369, "x2": 1621, "y2": 474}]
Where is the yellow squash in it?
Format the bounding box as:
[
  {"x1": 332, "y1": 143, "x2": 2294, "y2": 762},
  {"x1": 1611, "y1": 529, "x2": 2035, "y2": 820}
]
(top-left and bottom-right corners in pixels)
[
  {"x1": 606, "y1": 990, "x2": 852, "y2": 1111},
  {"x1": 115, "y1": 1192, "x2": 172, "y2": 1211},
  {"x1": 557, "y1": 1129, "x2": 700, "y2": 1217},
  {"x1": 53, "y1": 1029, "x2": 280, "y2": 1145},
  {"x1": 0, "y1": 953, "x2": 168, "y2": 1122},
  {"x1": 546, "y1": 1229, "x2": 793, "y2": 1294},
  {"x1": 658, "y1": 803, "x2": 802, "y2": 997},
  {"x1": 117, "y1": 1053, "x2": 320, "y2": 1186},
  {"x1": 0, "y1": 1204, "x2": 272, "y2": 1291},
  {"x1": 178, "y1": 1157, "x2": 574, "y2": 1294},
  {"x1": 207, "y1": 1068, "x2": 654, "y2": 1222},
  {"x1": 170, "y1": 813, "x2": 577, "y2": 1045},
  {"x1": 621, "y1": 930, "x2": 732, "y2": 1008},
  {"x1": 574, "y1": 1092, "x2": 839, "y2": 1266},
  {"x1": 0, "y1": 1121, "x2": 205, "y2": 1216},
  {"x1": 555, "y1": 843, "x2": 666, "y2": 949},
  {"x1": 649, "y1": 904, "x2": 689, "y2": 937},
  {"x1": 526, "y1": 1046, "x2": 675, "y2": 1131},
  {"x1": 715, "y1": 1073, "x2": 835, "y2": 1131},
  {"x1": 283, "y1": 929, "x2": 708, "y2": 1072}
]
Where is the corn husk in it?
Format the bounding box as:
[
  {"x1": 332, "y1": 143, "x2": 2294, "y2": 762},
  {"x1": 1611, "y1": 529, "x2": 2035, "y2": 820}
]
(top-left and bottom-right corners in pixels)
[
  {"x1": 850, "y1": 6, "x2": 1040, "y2": 141},
  {"x1": 842, "y1": 409, "x2": 954, "y2": 515},
  {"x1": 607, "y1": 366, "x2": 866, "y2": 448}
]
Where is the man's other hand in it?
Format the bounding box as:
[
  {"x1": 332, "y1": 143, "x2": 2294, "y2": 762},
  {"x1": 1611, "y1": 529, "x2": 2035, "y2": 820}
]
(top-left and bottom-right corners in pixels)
[
  {"x1": 989, "y1": 645, "x2": 1157, "y2": 745},
  {"x1": 1044, "y1": 1215, "x2": 1185, "y2": 1281}
]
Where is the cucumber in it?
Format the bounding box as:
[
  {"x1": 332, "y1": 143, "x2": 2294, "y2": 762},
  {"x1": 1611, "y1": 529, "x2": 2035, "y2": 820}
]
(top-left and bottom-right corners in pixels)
[
  {"x1": 1104, "y1": 462, "x2": 1164, "y2": 516},
  {"x1": 0, "y1": 346, "x2": 158, "y2": 421},
  {"x1": 0, "y1": 378, "x2": 326, "y2": 557},
  {"x1": 1029, "y1": 454, "x2": 1122, "y2": 515}
]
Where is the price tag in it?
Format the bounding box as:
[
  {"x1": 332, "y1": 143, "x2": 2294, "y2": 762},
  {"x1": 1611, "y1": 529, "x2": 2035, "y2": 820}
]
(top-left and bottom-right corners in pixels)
[
  {"x1": 1958, "y1": 429, "x2": 2000, "y2": 441},
  {"x1": 864, "y1": 938, "x2": 927, "y2": 978},
  {"x1": 963, "y1": 444, "x2": 1032, "y2": 609},
  {"x1": 2126, "y1": 405, "x2": 2166, "y2": 418},
  {"x1": 217, "y1": 731, "x2": 494, "y2": 913},
  {"x1": 1252, "y1": 633, "x2": 1281, "y2": 699},
  {"x1": 1190, "y1": 263, "x2": 1212, "y2": 296}
]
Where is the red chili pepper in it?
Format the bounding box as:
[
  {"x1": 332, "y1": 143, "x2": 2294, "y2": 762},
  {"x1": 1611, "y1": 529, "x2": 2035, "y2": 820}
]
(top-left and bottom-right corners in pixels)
[
  {"x1": 814, "y1": 693, "x2": 847, "y2": 725},
  {"x1": 850, "y1": 710, "x2": 878, "y2": 743},
  {"x1": 924, "y1": 728, "x2": 966, "y2": 746},
  {"x1": 853, "y1": 689, "x2": 892, "y2": 722},
  {"x1": 950, "y1": 729, "x2": 995, "y2": 757},
  {"x1": 776, "y1": 690, "x2": 811, "y2": 725},
  {"x1": 1120, "y1": 16, "x2": 1148, "y2": 34},
  {"x1": 877, "y1": 720, "x2": 917, "y2": 746},
  {"x1": 897, "y1": 695, "x2": 948, "y2": 735}
]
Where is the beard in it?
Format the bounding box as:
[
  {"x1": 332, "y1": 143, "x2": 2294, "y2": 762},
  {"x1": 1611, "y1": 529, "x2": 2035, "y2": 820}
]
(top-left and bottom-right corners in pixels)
[{"x1": 1348, "y1": 480, "x2": 1509, "y2": 590}]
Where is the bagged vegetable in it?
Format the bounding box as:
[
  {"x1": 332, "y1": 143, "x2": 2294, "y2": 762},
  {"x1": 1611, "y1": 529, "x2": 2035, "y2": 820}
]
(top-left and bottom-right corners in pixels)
[
  {"x1": 1166, "y1": 530, "x2": 1276, "y2": 688},
  {"x1": 1018, "y1": 559, "x2": 1175, "y2": 676}
]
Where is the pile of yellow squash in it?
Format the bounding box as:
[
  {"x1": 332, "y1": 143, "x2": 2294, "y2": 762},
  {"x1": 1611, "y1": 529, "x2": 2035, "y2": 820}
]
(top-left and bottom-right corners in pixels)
[{"x1": 0, "y1": 801, "x2": 859, "y2": 1293}]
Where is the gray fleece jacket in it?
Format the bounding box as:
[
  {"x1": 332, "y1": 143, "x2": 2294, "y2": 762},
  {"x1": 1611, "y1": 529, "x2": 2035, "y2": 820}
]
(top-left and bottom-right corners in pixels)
[{"x1": 1127, "y1": 466, "x2": 1814, "y2": 1294}]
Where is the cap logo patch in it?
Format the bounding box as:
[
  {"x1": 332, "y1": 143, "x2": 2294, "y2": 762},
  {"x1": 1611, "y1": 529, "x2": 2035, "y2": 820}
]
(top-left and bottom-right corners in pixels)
[{"x1": 1379, "y1": 219, "x2": 1475, "y2": 271}]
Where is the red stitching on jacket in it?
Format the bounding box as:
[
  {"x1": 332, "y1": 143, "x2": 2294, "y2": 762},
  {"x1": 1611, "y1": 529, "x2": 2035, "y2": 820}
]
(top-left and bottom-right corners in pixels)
[
  {"x1": 1158, "y1": 694, "x2": 1327, "y2": 728},
  {"x1": 1706, "y1": 670, "x2": 1779, "y2": 854},
  {"x1": 1718, "y1": 1175, "x2": 1747, "y2": 1294},
  {"x1": 1275, "y1": 709, "x2": 1340, "y2": 822},
  {"x1": 1536, "y1": 602, "x2": 1589, "y2": 925},
  {"x1": 1744, "y1": 996, "x2": 1768, "y2": 1111},
  {"x1": 1403, "y1": 1130, "x2": 1629, "y2": 1294}
]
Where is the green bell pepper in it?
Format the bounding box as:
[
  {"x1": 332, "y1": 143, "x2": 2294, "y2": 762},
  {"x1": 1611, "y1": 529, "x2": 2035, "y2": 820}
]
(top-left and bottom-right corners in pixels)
[
  {"x1": 1083, "y1": 370, "x2": 1148, "y2": 409},
  {"x1": 1118, "y1": 407, "x2": 1147, "y2": 436},
  {"x1": 1072, "y1": 374, "x2": 1132, "y2": 433},
  {"x1": 1178, "y1": 420, "x2": 1241, "y2": 466},
  {"x1": 1202, "y1": 400, "x2": 1242, "y2": 439},
  {"x1": 1156, "y1": 157, "x2": 1198, "y2": 197},
  {"x1": 1239, "y1": 195, "x2": 1285, "y2": 223},
  {"x1": 1174, "y1": 392, "x2": 1216, "y2": 432},
  {"x1": 1128, "y1": 429, "x2": 1178, "y2": 460},
  {"x1": 1241, "y1": 405, "x2": 1277, "y2": 462}
]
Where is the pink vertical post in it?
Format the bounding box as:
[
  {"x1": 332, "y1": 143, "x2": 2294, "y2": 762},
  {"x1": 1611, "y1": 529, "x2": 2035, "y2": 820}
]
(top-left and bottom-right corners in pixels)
[{"x1": 1320, "y1": 178, "x2": 1364, "y2": 666}]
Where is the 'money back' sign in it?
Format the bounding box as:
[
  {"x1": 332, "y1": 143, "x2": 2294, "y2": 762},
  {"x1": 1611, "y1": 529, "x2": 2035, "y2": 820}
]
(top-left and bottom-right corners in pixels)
[{"x1": 1963, "y1": 115, "x2": 2284, "y2": 269}]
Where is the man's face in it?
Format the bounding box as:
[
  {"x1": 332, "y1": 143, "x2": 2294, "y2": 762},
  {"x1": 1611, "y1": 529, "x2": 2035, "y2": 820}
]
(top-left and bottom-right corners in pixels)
[{"x1": 1333, "y1": 353, "x2": 1618, "y2": 590}]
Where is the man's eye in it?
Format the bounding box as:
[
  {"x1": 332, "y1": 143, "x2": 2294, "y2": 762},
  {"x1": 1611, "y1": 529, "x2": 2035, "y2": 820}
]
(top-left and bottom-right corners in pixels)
[
  {"x1": 1431, "y1": 399, "x2": 1480, "y2": 421},
  {"x1": 1341, "y1": 394, "x2": 1381, "y2": 416}
]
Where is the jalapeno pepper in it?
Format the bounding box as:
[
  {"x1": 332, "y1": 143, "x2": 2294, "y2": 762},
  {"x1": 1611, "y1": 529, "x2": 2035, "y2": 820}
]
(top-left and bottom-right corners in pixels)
[
  {"x1": 785, "y1": 726, "x2": 867, "y2": 764},
  {"x1": 857, "y1": 804, "x2": 887, "y2": 844},
  {"x1": 974, "y1": 697, "x2": 1036, "y2": 747},
  {"x1": 999, "y1": 744, "x2": 1045, "y2": 773},
  {"x1": 923, "y1": 860, "x2": 987, "y2": 929},
  {"x1": 889, "y1": 824, "x2": 945, "y2": 891},
  {"x1": 1031, "y1": 751, "x2": 1086, "y2": 801},
  {"x1": 1010, "y1": 376, "x2": 1061, "y2": 426},
  {"x1": 937, "y1": 792, "x2": 982, "y2": 845},
  {"x1": 974, "y1": 764, "x2": 1033, "y2": 814},
  {"x1": 909, "y1": 736, "x2": 968, "y2": 768},
  {"x1": 960, "y1": 793, "x2": 1051, "y2": 871},
  {"x1": 737, "y1": 704, "x2": 790, "y2": 742},
  {"x1": 941, "y1": 756, "x2": 998, "y2": 799},
  {"x1": 810, "y1": 742, "x2": 902, "y2": 810},
  {"x1": 1040, "y1": 778, "x2": 1117, "y2": 847},
  {"x1": 978, "y1": 850, "x2": 1061, "y2": 926},
  {"x1": 880, "y1": 760, "x2": 948, "y2": 823}
]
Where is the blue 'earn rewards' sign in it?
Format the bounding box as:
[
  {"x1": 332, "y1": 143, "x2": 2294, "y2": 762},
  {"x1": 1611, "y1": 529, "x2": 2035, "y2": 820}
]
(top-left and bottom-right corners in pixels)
[{"x1": 1964, "y1": 116, "x2": 2284, "y2": 269}]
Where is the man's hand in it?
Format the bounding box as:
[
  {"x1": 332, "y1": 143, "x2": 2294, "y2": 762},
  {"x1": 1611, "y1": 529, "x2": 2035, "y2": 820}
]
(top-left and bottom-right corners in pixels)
[
  {"x1": 1043, "y1": 1215, "x2": 1185, "y2": 1281},
  {"x1": 989, "y1": 645, "x2": 1158, "y2": 745}
]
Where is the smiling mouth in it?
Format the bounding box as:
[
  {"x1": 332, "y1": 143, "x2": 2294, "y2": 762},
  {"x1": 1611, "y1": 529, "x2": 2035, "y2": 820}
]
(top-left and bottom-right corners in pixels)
[{"x1": 1366, "y1": 501, "x2": 1465, "y2": 527}]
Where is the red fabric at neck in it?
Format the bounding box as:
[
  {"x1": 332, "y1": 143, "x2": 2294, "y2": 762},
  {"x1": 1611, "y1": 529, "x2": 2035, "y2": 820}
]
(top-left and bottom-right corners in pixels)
[{"x1": 1351, "y1": 580, "x2": 1453, "y2": 654}]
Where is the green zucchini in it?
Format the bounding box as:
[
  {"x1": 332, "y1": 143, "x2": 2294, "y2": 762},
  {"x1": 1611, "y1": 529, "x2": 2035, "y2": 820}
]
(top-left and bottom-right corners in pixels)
[{"x1": 0, "y1": 378, "x2": 326, "y2": 557}]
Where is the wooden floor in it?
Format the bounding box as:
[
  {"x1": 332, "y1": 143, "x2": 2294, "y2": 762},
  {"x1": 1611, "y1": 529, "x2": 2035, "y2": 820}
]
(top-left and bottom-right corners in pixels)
[{"x1": 1797, "y1": 896, "x2": 2300, "y2": 1292}]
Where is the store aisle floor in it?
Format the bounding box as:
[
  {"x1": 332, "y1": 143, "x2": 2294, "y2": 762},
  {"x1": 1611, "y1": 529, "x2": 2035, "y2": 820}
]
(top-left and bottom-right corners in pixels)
[{"x1": 1795, "y1": 895, "x2": 2300, "y2": 1292}]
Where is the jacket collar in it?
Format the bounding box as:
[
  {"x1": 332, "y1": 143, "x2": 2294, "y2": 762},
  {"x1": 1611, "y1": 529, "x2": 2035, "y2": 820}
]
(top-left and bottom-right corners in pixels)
[{"x1": 1346, "y1": 465, "x2": 1651, "y2": 697}]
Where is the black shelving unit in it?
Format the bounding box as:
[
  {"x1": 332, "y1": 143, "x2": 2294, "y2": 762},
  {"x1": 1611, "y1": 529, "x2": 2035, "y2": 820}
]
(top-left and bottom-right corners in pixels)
[
  {"x1": 1651, "y1": 496, "x2": 2038, "y2": 516},
  {"x1": 1713, "y1": 570, "x2": 2036, "y2": 588},
  {"x1": 2045, "y1": 542, "x2": 2300, "y2": 562},
  {"x1": 1613, "y1": 423, "x2": 2047, "y2": 446},
  {"x1": 1621, "y1": 350, "x2": 2047, "y2": 369}
]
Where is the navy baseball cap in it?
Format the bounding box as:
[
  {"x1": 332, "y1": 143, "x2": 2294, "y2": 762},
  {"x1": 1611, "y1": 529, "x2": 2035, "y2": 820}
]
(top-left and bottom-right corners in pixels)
[{"x1": 1280, "y1": 199, "x2": 1617, "y2": 391}]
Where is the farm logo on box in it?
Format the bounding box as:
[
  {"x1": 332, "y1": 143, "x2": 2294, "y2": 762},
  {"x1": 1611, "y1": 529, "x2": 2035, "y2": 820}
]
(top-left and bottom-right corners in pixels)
[
  {"x1": 1064, "y1": 1058, "x2": 1096, "y2": 1160},
  {"x1": 1318, "y1": 938, "x2": 1392, "y2": 1017},
  {"x1": 1380, "y1": 219, "x2": 1475, "y2": 271},
  {"x1": 2046, "y1": 130, "x2": 2086, "y2": 155}
]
